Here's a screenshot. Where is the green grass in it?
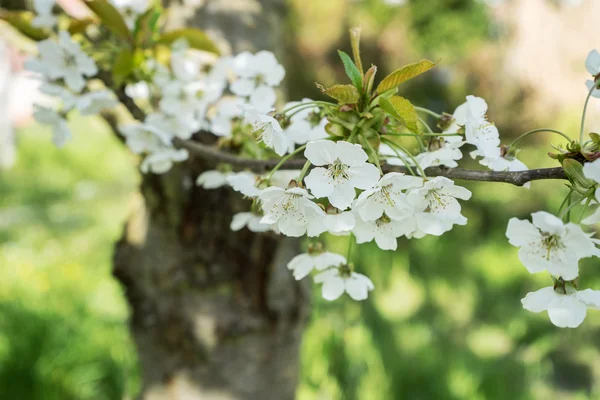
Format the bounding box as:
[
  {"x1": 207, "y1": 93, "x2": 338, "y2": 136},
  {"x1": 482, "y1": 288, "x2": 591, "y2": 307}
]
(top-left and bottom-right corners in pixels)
[{"x1": 0, "y1": 116, "x2": 140, "y2": 400}]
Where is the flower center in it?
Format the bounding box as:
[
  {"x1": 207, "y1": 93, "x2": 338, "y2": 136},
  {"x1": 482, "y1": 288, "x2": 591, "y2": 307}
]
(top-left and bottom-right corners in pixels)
[
  {"x1": 328, "y1": 159, "x2": 350, "y2": 181},
  {"x1": 63, "y1": 53, "x2": 78, "y2": 67},
  {"x1": 376, "y1": 214, "x2": 391, "y2": 227},
  {"x1": 542, "y1": 234, "x2": 563, "y2": 260},
  {"x1": 338, "y1": 264, "x2": 352, "y2": 278},
  {"x1": 426, "y1": 189, "x2": 449, "y2": 212}
]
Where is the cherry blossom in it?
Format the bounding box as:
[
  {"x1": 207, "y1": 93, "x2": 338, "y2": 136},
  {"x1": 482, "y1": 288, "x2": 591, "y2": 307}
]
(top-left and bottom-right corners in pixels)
[
  {"x1": 304, "y1": 140, "x2": 380, "y2": 210},
  {"x1": 140, "y1": 148, "x2": 189, "y2": 174},
  {"x1": 407, "y1": 176, "x2": 471, "y2": 220},
  {"x1": 244, "y1": 107, "x2": 293, "y2": 156},
  {"x1": 32, "y1": 0, "x2": 57, "y2": 28},
  {"x1": 119, "y1": 123, "x2": 172, "y2": 154},
  {"x1": 196, "y1": 170, "x2": 231, "y2": 189},
  {"x1": 353, "y1": 212, "x2": 413, "y2": 250},
  {"x1": 585, "y1": 49, "x2": 600, "y2": 98},
  {"x1": 522, "y1": 285, "x2": 600, "y2": 328},
  {"x1": 314, "y1": 266, "x2": 374, "y2": 301},
  {"x1": 33, "y1": 105, "x2": 71, "y2": 147},
  {"x1": 287, "y1": 252, "x2": 347, "y2": 280},
  {"x1": 25, "y1": 31, "x2": 98, "y2": 93},
  {"x1": 354, "y1": 172, "x2": 422, "y2": 221},
  {"x1": 506, "y1": 211, "x2": 600, "y2": 280},
  {"x1": 231, "y1": 212, "x2": 272, "y2": 233},
  {"x1": 258, "y1": 187, "x2": 325, "y2": 237},
  {"x1": 450, "y1": 96, "x2": 500, "y2": 157},
  {"x1": 227, "y1": 171, "x2": 262, "y2": 198}
]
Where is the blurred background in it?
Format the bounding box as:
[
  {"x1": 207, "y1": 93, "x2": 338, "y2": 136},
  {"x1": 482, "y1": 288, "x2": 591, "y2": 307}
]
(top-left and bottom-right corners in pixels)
[{"x1": 2, "y1": 0, "x2": 600, "y2": 398}]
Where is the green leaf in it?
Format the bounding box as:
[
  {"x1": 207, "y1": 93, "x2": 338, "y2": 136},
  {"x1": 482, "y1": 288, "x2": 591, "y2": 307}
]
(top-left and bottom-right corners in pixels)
[
  {"x1": 68, "y1": 17, "x2": 95, "y2": 35},
  {"x1": 563, "y1": 159, "x2": 595, "y2": 190},
  {"x1": 363, "y1": 65, "x2": 377, "y2": 96},
  {"x1": 316, "y1": 83, "x2": 360, "y2": 104},
  {"x1": 133, "y1": 7, "x2": 162, "y2": 47},
  {"x1": 349, "y1": 27, "x2": 363, "y2": 75},
  {"x1": 84, "y1": 0, "x2": 131, "y2": 40},
  {"x1": 0, "y1": 11, "x2": 49, "y2": 41},
  {"x1": 337, "y1": 50, "x2": 362, "y2": 91},
  {"x1": 112, "y1": 48, "x2": 134, "y2": 87},
  {"x1": 380, "y1": 96, "x2": 420, "y2": 134},
  {"x1": 376, "y1": 59, "x2": 437, "y2": 93},
  {"x1": 157, "y1": 29, "x2": 219, "y2": 54}
]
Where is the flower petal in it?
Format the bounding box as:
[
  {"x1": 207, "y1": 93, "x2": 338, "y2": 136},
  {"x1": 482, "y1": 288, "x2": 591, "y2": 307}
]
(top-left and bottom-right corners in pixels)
[
  {"x1": 304, "y1": 140, "x2": 338, "y2": 166},
  {"x1": 521, "y1": 287, "x2": 555, "y2": 313},
  {"x1": 547, "y1": 295, "x2": 587, "y2": 328}
]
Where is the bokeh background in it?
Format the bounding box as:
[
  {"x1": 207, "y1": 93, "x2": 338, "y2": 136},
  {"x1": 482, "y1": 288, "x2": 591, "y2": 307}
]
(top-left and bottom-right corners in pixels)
[{"x1": 2, "y1": 0, "x2": 600, "y2": 398}]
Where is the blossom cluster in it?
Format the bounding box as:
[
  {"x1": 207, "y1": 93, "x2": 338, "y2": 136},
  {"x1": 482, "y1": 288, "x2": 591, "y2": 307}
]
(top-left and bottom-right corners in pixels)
[
  {"x1": 506, "y1": 49, "x2": 600, "y2": 328},
  {"x1": 20, "y1": 1, "x2": 600, "y2": 325}
]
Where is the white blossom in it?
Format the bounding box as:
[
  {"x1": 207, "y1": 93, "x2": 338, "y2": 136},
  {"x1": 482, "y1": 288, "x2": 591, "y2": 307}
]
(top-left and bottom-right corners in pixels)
[
  {"x1": 314, "y1": 267, "x2": 374, "y2": 301},
  {"x1": 244, "y1": 106, "x2": 293, "y2": 156},
  {"x1": 32, "y1": 0, "x2": 57, "y2": 28},
  {"x1": 145, "y1": 111, "x2": 200, "y2": 140},
  {"x1": 227, "y1": 171, "x2": 262, "y2": 197},
  {"x1": 522, "y1": 286, "x2": 600, "y2": 328},
  {"x1": 196, "y1": 170, "x2": 231, "y2": 189},
  {"x1": 450, "y1": 96, "x2": 500, "y2": 157},
  {"x1": 354, "y1": 172, "x2": 422, "y2": 221},
  {"x1": 287, "y1": 252, "x2": 347, "y2": 280},
  {"x1": 583, "y1": 158, "x2": 600, "y2": 183},
  {"x1": 353, "y1": 213, "x2": 412, "y2": 250},
  {"x1": 258, "y1": 186, "x2": 325, "y2": 237},
  {"x1": 231, "y1": 212, "x2": 272, "y2": 233},
  {"x1": 119, "y1": 123, "x2": 172, "y2": 154},
  {"x1": 407, "y1": 176, "x2": 471, "y2": 219},
  {"x1": 380, "y1": 140, "x2": 464, "y2": 170},
  {"x1": 506, "y1": 211, "x2": 600, "y2": 279},
  {"x1": 33, "y1": 105, "x2": 71, "y2": 147},
  {"x1": 283, "y1": 99, "x2": 328, "y2": 145},
  {"x1": 140, "y1": 148, "x2": 188, "y2": 174},
  {"x1": 304, "y1": 140, "x2": 380, "y2": 210},
  {"x1": 208, "y1": 97, "x2": 245, "y2": 137},
  {"x1": 585, "y1": 49, "x2": 600, "y2": 98},
  {"x1": 231, "y1": 51, "x2": 285, "y2": 113},
  {"x1": 25, "y1": 31, "x2": 98, "y2": 93}
]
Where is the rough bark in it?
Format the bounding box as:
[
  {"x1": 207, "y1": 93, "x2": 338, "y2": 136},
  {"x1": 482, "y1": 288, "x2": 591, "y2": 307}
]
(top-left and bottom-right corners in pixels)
[{"x1": 113, "y1": 1, "x2": 309, "y2": 399}]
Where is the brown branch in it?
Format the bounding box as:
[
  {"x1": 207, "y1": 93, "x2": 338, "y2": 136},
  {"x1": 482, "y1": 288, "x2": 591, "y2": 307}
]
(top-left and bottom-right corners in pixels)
[{"x1": 104, "y1": 76, "x2": 567, "y2": 187}]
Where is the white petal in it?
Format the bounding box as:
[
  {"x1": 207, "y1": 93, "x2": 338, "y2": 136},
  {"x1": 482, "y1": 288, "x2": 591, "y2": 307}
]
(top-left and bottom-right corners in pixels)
[
  {"x1": 521, "y1": 287, "x2": 555, "y2": 313},
  {"x1": 583, "y1": 159, "x2": 600, "y2": 183},
  {"x1": 582, "y1": 207, "x2": 600, "y2": 225},
  {"x1": 506, "y1": 218, "x2": 541, "y2": 246},
  {"x1": 547, "y1": 295, "x2": 587, "y2": 328},
  {"x1": 585, "y1": 49, "x2": 600, "y2": 76},
  {"x1": 323, "y1": 212, "x2": 356, "y2": 233},
  {"x1": 196, "y1": 170, "x2": 228, "y2": 189},
  {"x1": 576, "y1": 289, "x2": 600, "y2": 309},
  {"x1": 314, "y1": 252, "x2": 347, "y2": 271},
  {"x1": 304, "y1": 167, "x2": 334, "y2": 198},
  {"x1": 345, "y1": 273, "x2": 374, "y2": 301},
  {"x1": 321, "y1": 276, "x2": 346, "y2": 301},
  {"x1": 328, "y1": 180, "x2": 357, "y2": 210},
  {"x1": 335, "y1": 141, "x2": 368, "y2": 166},
  {"x1": 287, "y1": 254, "x2": 315, "y2": 280},
  {"x1": 231, "y1": 212, "x2": 252, "y2": 231},
  {"x1": 348, "y1": 163, "x2": 380, "y2": 190},
  {"x1": 304, "y1": 140, "x2": 338, "y2": 166},
  {"x1": 230, "y1": 78, "x2": 256, "y2": 96},
  {"x1": 531, "y1": 211, "x2": 565, "y2": 236}
]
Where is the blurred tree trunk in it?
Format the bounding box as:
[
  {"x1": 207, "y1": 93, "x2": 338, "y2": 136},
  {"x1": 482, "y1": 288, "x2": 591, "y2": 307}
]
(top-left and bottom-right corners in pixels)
[{"x1": 113, "y1": 1, "x2": 309, "y2": 399}]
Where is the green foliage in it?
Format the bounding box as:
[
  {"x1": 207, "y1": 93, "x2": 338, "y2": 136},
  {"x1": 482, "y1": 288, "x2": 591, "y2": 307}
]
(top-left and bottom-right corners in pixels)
[
  {"x1": 379, "y1": 96, "x2": 420, "y2": 134},
  {"x1": 84, "y1": 0, "x2": 131, "y2": 40},
  {"x1": 376, "y1": 59, "x2": 437, "y2": 94},
  {"x1": 337, "y1": 50, "x2": 363, "y2": 91},
  {"x1": 157, "y1": 28, "x2": 220, "y2": 54},
  {"x1": 317, "y1": 83, "x2": 361, "y2": 104},
  {"x1": 0, "y1": 10, "x2": 49, "y2": 40},
  {"x1": 0, "y1": 117, "x2": 139, "y2": 399}
]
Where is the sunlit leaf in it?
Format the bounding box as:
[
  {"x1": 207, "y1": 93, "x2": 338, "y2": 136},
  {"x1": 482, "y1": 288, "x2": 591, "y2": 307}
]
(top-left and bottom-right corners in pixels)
[
  {"x1": 0, "y1": 10, "x2": 48, "y2": 41},
  {"x1": 84, "y1": 0, "x2": 131, "y2": 40},
  {"x1": 376, "y1": 59, "x2": 437, "y2": 93},
  {"x1": 157, "y1": 28, "x2": 219, "y2": 54},
  {"x1": 380, "y1": 96, "x2": 420, "y2": 134},
  {"x1": 316, "y1": 83, "x2": 360, "y2": 104},
  {"x1": 133, "y1": 7, "x2": 161, "y2": 47},
  {"x1": 68, "y1": 17, "x2": 95, "y2": 35},
  {"x1": 112, "y1": 48, "x2": 134, "y2": 87}
]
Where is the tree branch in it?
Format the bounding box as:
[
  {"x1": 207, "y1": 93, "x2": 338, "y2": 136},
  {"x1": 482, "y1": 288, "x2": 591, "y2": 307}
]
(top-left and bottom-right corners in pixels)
[{"x1": 104, "y1": 76, "x2": 567, "y2": 187}]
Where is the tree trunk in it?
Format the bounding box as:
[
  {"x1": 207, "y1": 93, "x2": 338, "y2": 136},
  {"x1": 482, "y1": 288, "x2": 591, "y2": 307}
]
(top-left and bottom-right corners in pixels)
[{"x1": 113, "y1": 1, "x2": 309, "y2": 398}]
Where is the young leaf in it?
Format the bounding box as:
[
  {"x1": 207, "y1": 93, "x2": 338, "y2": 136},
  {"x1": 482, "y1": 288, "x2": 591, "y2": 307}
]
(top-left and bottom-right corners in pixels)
[
  {"x1": 157, "y1": 29, "x2": 219, "y2": 54},
  {"x1": 376, "y1": 59, "x2": 437, "y2": 94},
  {"x1": 68, "y1": 17, "x2": 95, "y2": 35},
  {"x1": 380, "y1": 96, "x2": 420, "y2": 134},
  {"x1": 112, "y1": 47, "x2": 134, "y2": 87},
  {"x1": 0, "y1": 11, "x2": 48, "y2": 41},
  {"x1": 316, "y1": 83, "x2": 360, "y2": 104},
  {"x1": 133, "y1": 7, "x2": 161, "y2": 47},
  {"x1": 337, "y1": 50, "x2": 362, "y2": 91},
  {"x1": 363, "y1": 65, "x2": 377, "y2": 96},
  {"x1": 349, "y1": 27, "x2": 363, "y2": 75},
  {"x1": 84, "y1": 0, "x2": 131, "y2": 40}
]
